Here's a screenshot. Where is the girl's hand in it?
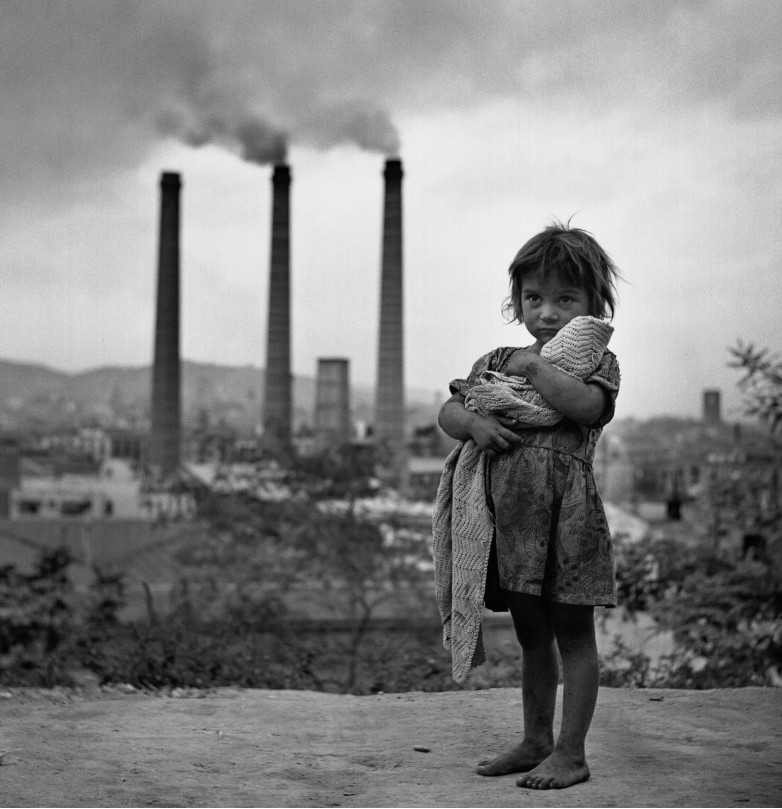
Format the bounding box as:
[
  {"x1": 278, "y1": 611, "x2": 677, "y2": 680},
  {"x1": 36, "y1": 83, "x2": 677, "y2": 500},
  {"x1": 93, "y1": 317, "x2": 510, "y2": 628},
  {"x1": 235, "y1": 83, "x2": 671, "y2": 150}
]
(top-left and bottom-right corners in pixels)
[
  {"x1": 504, "y1": 349, "x2": 608, "y2": 425},
  {"x1": 502, "y1": 347, "x2": 538, "y2": 377},
  {"x1": 469, "y1": 414, "x2": 523, "y2": 458},
  {"x1": 438, "y1": 394, "x2": 522, "y2": 456}
]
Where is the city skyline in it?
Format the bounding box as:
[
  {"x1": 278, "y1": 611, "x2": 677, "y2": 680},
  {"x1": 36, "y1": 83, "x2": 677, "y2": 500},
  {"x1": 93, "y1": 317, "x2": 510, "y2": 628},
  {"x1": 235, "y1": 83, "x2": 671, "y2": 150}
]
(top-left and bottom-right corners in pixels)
[{"x1": 2, "y1": 1, "x2": 780, "y2": 422}]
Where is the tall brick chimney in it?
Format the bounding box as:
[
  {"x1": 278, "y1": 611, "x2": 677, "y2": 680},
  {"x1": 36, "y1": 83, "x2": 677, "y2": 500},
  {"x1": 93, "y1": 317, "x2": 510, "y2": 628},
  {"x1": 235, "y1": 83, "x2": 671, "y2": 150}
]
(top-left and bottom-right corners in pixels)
[
  {"x1": 315, "y1": 358, "x2": 351, "y2": 449},
  {"x1": 375, "y1": 158, "x2": 406, "y2": 483},
  {"x1": 149, "y1": 171, "x2": 182, "y2": 475},
  {"x1": 263, "y1": 163, "x2": 292, "y2": 453}
]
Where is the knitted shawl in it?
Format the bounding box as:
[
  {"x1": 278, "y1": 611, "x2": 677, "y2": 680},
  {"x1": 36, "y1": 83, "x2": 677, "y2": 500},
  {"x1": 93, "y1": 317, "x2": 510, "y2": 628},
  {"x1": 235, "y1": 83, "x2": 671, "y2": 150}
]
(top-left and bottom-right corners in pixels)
[{"x1": 432, "y1": 316, "x2": 613, "y2": 684}]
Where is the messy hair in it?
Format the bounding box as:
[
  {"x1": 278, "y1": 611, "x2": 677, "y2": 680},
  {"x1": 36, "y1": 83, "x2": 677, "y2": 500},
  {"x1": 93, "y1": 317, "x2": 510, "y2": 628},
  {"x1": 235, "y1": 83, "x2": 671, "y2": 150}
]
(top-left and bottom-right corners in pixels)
[{"x1": 502, "y1": 220, "x2": 621, "y2": 323}]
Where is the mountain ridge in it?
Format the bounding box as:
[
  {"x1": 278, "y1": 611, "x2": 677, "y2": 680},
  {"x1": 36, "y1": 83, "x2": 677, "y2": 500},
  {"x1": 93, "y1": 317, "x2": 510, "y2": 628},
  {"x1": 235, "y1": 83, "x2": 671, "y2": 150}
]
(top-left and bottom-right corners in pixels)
[{"x1": 0, "y1": 357, "x2": 440, "y2": 433}]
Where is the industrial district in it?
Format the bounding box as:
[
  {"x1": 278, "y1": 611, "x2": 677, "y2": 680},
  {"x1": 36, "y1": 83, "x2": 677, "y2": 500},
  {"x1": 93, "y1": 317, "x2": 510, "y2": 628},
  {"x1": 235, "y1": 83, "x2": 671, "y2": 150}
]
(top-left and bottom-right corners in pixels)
[{"x1": 0, "y1": 159, "x2": 778, "y2": 666}]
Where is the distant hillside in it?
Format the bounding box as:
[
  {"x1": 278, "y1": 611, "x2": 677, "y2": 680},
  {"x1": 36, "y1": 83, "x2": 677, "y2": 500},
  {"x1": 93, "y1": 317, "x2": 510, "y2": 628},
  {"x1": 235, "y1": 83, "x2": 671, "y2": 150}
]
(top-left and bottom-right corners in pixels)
[
  {"x1": 0, "y1": 359, "x2": 68, "y2": 404},
  {"x1": 0, "y1": 358, "x2": 440, "y2": 433}
]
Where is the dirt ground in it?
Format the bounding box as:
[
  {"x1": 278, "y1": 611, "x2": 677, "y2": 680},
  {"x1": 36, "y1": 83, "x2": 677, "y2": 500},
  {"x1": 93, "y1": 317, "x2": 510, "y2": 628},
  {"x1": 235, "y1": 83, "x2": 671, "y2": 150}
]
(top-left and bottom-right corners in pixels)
[{"x1": 0, "y1": 685, "x2": 780, "y2": 808}]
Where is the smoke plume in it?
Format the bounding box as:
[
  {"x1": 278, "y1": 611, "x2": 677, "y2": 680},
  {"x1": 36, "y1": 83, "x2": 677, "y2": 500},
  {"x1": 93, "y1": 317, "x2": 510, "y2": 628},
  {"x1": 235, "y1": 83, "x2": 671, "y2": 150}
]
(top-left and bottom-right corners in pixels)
[
  {"x1": 2, "y1": 0, "x2": 779, "y2": 189},
  {"x1": 155, "y1": 108, "x2": 289, "y2": 166}
]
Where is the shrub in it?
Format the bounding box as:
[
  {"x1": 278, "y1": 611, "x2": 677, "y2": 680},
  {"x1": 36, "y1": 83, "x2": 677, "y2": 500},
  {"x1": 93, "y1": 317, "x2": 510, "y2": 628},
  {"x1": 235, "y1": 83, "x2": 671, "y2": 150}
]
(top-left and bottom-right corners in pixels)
[
  {"x1": 0, "y1": 547, "x2": 75, "y2": 686},
  {"x1": 609, "y1": 534, "x2": 782, "y2": 688}
]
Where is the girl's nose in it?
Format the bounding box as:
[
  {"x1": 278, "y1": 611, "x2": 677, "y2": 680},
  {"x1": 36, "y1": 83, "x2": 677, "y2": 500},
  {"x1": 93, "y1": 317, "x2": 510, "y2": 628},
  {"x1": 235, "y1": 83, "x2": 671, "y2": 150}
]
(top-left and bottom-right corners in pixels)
[{"x1": 541, "y1": 305, "x2": 559, "y2": 322}]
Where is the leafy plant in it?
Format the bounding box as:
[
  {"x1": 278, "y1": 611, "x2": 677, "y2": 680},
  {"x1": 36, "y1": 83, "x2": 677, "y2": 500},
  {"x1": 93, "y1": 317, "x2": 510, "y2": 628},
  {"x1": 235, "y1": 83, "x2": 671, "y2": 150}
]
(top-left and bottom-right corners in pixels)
[
  {"x1": 0, "y1": 547, "x2": 75, "y2": 686},
  {"x1": 729, "y1": 340, "x2": 782, "y2": 435},
  {"x1": 647, "y1": 557, "x2": 781, "y2": 688},
  {"x1": 608, "y1": 532, "x2": 782, "y2": 688}
]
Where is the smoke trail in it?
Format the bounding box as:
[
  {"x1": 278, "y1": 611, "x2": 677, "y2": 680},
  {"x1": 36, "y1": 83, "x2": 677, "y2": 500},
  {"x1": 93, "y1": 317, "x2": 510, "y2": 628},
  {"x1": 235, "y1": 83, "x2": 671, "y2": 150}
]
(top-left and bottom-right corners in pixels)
[
  {"x1": 154, "y1": 96, "x2": 402, "y2": 166},
  {"x1": 155, "y1": 108, "x2": 289, "y2": 165},
  {"x1": 299, "y1": 101, "x2": 400, "y2": 157},
  {"x1": 4, "y1": 0, "x2": 778, "y2": 188}
]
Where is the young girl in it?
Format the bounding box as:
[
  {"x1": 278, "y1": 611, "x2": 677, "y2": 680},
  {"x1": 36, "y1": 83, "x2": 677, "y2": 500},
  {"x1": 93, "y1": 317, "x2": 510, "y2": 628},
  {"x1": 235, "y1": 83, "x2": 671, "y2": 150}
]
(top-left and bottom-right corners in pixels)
[{"x1": 432, "y1": 222, "x2": 621, "y2": 791}]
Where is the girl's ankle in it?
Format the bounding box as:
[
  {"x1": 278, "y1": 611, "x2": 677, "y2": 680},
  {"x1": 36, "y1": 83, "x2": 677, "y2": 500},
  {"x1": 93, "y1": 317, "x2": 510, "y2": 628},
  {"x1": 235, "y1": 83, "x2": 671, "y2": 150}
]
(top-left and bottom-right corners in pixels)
[
  {"x1": 553, "y1": 741, "x2": 586, "y2": 763},
  {"x1": 523, "y1": 735, "x2": 555, "y2": 753}
]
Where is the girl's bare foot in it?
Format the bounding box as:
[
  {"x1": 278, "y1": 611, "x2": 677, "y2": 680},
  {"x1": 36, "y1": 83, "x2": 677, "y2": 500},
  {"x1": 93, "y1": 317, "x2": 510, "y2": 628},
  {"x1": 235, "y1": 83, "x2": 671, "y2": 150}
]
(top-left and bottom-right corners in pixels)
[
  {"x1": 476, "y1": 739, "x2": 552, "y2": 776},
  {"x1": 515, "y1": 750, "x2": 590, "y2": 789}
]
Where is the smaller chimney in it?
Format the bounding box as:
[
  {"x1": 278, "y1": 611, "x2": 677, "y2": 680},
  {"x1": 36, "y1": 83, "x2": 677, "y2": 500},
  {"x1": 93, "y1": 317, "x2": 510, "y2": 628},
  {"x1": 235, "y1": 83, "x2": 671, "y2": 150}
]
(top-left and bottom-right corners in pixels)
[
  {"x1": 0, "y1": 437, "x2": 21, "y2": 518},
  {"x1": 703, "y1": 389, "x2": 721, "y2": 424},
  {"x1": 315, "y1": 358, "x2": 351, "y2": 449}
]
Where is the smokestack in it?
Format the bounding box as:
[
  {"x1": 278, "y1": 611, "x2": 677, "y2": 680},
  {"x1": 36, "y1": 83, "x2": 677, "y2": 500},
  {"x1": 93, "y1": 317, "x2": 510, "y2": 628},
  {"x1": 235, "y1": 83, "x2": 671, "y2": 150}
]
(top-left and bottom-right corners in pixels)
[
  {"x1": 375, "y1": 158, "x2": 406, "y2": 483},
  {"x1": 703, "y1": 389, "x2": 721, "y2": 424},
  {"x1": 0, "y1": 437, "x2": 21, "y2": 518},
  {"x1": 149, "y1": 171, "x2": 182, "y2": 476},
  {"x1": 263, "y1": 163, "x2": 292, "y2": 452},
  {"x1": 315, "y1": 358, "x2": 351, "y2": 449}
]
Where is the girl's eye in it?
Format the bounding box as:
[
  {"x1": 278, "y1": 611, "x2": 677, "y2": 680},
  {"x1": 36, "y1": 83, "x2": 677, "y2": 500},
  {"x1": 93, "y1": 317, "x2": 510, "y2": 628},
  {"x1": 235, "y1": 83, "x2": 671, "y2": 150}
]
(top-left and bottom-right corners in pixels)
[{"x1": 561, "y1": 296, "x2": 572, "y2": 304}]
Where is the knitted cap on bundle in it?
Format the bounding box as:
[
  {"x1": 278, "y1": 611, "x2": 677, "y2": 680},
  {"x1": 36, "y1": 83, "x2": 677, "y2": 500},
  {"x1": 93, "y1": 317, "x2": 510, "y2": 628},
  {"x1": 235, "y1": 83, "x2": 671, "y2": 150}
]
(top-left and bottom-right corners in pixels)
[{"x1": 540, "y1": 316, "x2": 613, "y2": 378}]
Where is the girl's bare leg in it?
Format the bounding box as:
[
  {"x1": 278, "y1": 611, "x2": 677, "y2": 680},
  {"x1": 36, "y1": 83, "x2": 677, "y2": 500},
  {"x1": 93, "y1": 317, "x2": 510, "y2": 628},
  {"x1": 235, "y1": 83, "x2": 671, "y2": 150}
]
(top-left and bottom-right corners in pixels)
[
  {"x1": 517, "y1": 603, "x2": 596, "y2": 790},
  {"x1": 477, "y1": 594, "x2": 557, "y2": 776}
]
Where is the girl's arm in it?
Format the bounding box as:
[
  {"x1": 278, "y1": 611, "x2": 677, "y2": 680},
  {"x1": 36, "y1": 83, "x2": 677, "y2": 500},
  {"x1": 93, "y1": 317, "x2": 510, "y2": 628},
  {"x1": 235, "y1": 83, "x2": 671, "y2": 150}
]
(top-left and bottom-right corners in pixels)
[
  {"x1": 503, "y1": 350, "x2": 608, "y2": 425},
  {"x1": 438, "y1": 393, "x2": 523, "y2": 457}
]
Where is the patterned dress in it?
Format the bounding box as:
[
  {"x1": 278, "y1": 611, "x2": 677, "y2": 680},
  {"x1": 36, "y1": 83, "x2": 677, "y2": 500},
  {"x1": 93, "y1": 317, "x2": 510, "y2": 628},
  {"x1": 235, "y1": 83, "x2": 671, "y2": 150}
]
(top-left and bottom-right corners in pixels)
[{"x1": 449, "y1": 345, "x2": 621, "y2": 607}]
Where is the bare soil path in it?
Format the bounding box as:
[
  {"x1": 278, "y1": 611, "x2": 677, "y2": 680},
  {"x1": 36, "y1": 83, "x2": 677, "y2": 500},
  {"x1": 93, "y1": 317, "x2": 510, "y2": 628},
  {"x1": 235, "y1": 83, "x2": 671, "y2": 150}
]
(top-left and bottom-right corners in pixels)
[{"x1": 0, "y1": 686, "x2": 780, "y2": 807}]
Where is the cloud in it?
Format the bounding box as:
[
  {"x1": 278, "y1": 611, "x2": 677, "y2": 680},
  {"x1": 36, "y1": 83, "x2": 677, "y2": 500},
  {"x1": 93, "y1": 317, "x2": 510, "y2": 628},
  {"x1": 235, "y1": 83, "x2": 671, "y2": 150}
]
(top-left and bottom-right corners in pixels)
[{"x1": 3, "y1": 0, "x2": 779, "y2": 202}]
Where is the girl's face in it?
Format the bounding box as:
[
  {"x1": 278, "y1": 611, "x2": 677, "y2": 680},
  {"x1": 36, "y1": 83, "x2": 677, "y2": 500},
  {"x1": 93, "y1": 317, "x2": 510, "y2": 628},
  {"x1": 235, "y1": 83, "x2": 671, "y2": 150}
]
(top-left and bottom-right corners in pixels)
[{"x1": 520, "y1": 271, "x2": 591, "y2": 348}]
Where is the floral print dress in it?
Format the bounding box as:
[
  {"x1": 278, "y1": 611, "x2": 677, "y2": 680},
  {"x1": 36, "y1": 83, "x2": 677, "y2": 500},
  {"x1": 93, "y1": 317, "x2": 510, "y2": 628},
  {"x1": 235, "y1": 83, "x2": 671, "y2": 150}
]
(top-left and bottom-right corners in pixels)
[{"x1": 449, "y1": 345, "x2": 621, "y2": 607}]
